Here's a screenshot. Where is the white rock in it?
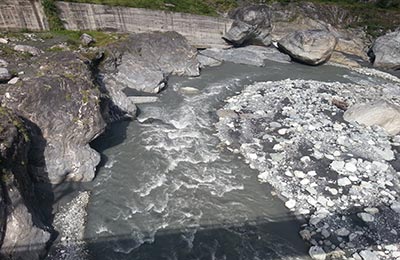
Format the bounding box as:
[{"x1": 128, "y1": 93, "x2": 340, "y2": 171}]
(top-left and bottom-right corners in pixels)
[
  {"x1": 278, "y1": 128, "x2": 288, "y2": 135},
  {"x1": 327, "y1": 188, "x2": 338, "y2": 195},
  {"x1": 7, "y1": 77, "x2": 19, "y2": 85},
  {"x1": 285, "y1": 199, "x2": 296, "y2": 209},
  {"x1": 294, "y1": 170, "x2": 306, "y2": 179},
  {"x1": 0, "y1": 38, "x2": 8, "y2": 44},
  {"x1": 359, "y1": 250, "x2": 379, "y2": 260},
  {"x1": 338, "y1": 177, "x2": 352, "y2": 186},
  {"x1": 300, "y1": 178, "x2": 310, "y2": 185},
  {"x1": 180, "y1": 87, "x2": 200, "y2": 94},
  {"x1": 345, "y1": 162, "x2": 358, "y2": 172},
  {"x1": 349, "y1": 175, "x2": 359, "y2": 182},
  {"x1": 331, "y1": 161, "x2": 345, "y2": 172},
  {"x1": 309, "y1": 246, "x2": 326, "y2": 260},
  {"x1": 357, "y1": 212, "x2": 375, "y2": 222},
  {"x1": 364, "y1": 207, "x2": 379, "y2": 214},
  {"x1": 273, "y1": 144, "x2": 283, "y2": 151}
]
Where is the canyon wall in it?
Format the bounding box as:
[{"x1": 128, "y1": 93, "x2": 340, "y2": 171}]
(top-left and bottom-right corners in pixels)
[
  {"x1": 56, "y1": 1, "x2": 233, "y2": 48},
  {"x1": 0, "y1": 0, "x2": 48, "y2": 31}
]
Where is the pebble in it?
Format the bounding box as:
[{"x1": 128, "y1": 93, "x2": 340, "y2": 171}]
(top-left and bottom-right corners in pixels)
[
  {"x1": 345, "y1": 162, "x2": 358, "y2": 172},
  {"x1": 359, "y1": 250, "x2": 379, "y2": 260},
  {"x1": 358, "y1": 212, "x2": 375, "y2": 222},
  {"x1": 338, "y1": 177, "x2": 352, "y2": 186},
  {"x1": 8, "y1": 77, "x2": 19, "y2": 84},
  {"x1": 285, "y1": 199, "x2": 296, "y2": 209},
  {"x1": 391, "y1": 201, "x2": 400, "y2": 213},
  {"x1": 294, "y1": 170, "x2": 306, "y2": 179},
  {"x1": 331, "y1": 161, "x2": 345, "y2": 172},
  {"x1": 300, "y1": 178, "x2": 310, "y2": 185},
  {"x1": 309, "y1": 246, "x2": 327, "y2": 260},
  {"x1": 278, "y1": 128, "x2": 288, "y2": 135},
  {"x1": 336, "y1": 228, "x2": 350, "y2": 236}
]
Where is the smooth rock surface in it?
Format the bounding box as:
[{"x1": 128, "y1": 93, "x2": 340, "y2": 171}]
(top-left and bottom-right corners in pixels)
[
  {"x1": 200, "y1": 46, "x2": 291, "y2": 67},
  {"x1": 13, "y1": 44, "x2": 41, "y2": 56},
  {"x1": 371, "y1": 31, "x2": 400, "y2": 69},
  {"x1": 278, "y1": 30, "x2": 337, "y2": 65},
  {"x1": 0, "y1": 67, "x2": 11, "y2": 82},
  {"x1": 344, "y1": 100, "x2": 400, "y2": 136}
]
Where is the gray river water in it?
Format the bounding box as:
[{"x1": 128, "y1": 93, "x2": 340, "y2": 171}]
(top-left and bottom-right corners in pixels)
[{"x1": 86, "y1": 61, "x2": 381, "y2": 260}]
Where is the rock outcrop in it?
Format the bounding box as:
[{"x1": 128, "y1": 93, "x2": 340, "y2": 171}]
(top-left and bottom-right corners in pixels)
[
  {"x1": 371, "y1": 31, "x2": 400, "y2": 69},
  {"x1": 223, "y1": 5, "x2": 272, "y2": 46},
  {"x1": 224, "y1": 3, "x2": 370, "y2": 62},
  {"x1": 278, "y1": 30, "x2": 337, "y2": 65},
  {"x1": 0, "y1": 108, "x2": 50, "y2": 260},
  {"x1": 344, "y1": 100, "x2": 400, "y2": 136},
  {"x1": 2, "y1": 51, "x2": 106, "y2": 184},
  {"x1": 100, "y1": 31, "x2": 200, "y2": 115}
]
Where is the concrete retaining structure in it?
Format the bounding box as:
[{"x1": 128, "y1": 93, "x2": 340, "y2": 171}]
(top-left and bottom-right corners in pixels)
[
  {"x1": 0, "y1": 0, "x2": 48, "y2": 31},
  {"x1": 56, "y1": 1, "x2": 233, "y2": 48}
]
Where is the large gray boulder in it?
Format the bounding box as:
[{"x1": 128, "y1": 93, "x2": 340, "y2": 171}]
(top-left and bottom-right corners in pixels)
[
  {"x1": 344, "y1": 100, "x2": 400, "y2": 136},
  {"x1": 0, "y1": 108, "x2": 51, "y2": 260},
  {"x1": 101, "y1": 32, "x2": 200, "y2": 115},
  {"x1": 224, "y1": 5, "x2": 272, "y2": 46},
  {"x1": 2, "y1": 51, "x2": 106, "y2": 184},
  {"x1": 278, "y1": 30, "x2": 337, "y2": 65},
  {"x1": 371, "y1": 31, "x2": 400, "y2": 69}
]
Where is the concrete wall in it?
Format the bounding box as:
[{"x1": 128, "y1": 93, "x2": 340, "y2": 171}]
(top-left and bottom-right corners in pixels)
[
  {"x1": 0, "y1": 0, "x2": 48, "y2": 31},
  {"x1": 56, "y1": 1, "x2": 233, "y2": 48}
]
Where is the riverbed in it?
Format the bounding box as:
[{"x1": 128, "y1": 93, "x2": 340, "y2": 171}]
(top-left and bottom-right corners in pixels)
[{"x1": 84, "y1": 60, "x2": 398, "y2": 260}]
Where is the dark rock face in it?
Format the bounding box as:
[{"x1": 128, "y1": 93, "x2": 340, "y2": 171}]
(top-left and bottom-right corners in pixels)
[
  {"x1": 278, "y1": 30, "x2": 337, "y2": 65},
  {"x1": 224, "y1": 5, "x2": 272, "y2": 46},
  {"x1": 371, "y1": 31, "x2": 400, "y2": 69},
  {"x1": 100, "y1": 31, "x2": 200, "y2": 116},
  {"x1": 2, "y1": 52, "x2": 106, "y2": 184},
  {"x1": 0, "y1": 108, "x2": 50, "y2": 260}
]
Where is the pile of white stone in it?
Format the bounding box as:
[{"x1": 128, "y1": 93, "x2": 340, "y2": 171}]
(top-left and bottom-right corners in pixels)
[
  {"x1": 46, "y1": 191, "x2": 90, "y2": 260},
  {"x1": 216, "y1": 78, "x2": 400, "y2": 260}
]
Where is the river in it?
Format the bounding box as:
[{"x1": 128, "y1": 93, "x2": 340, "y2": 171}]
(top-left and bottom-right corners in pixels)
[{"x1": 85, "y1": 60, "x2": 380, "y2": 260}]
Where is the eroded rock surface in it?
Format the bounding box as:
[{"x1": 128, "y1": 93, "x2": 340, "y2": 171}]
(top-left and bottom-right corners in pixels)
[
  {"x1": 278, "y1": 30, "x2": 337, "y2": 65},
  {"x1": 2, "y1": 51, "x2": 106, "y2": 184},
  {"x1": 0, "y1": 108, "x2": 50, "y2": 260},
  {"x1": 101, "y1": 31, "x2": 199, "y2": 115},
  {"x1": 371, "y1": 31, "x2": 400, "y2": 69},
  {"x1": 224, "y1": 5, "x2": 272, "y2": 46}
]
